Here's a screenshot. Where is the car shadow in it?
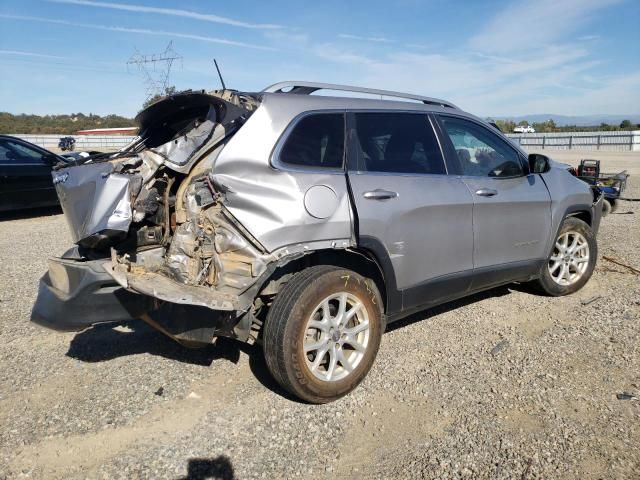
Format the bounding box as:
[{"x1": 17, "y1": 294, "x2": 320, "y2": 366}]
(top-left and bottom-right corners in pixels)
[
  {"x1": 67, "y1": 320, "x2": 241, "y2": 366},
  {"x1": 67, "y1": 283, "x2": 528, "y2": 401},
  {"x1": 0, "y1": 205, "x2": 62, "y2": 221},
  {"x1": 67, "y1": 318, "x2": 300, "y2": 401},
  {"x1": 176, "y1": 455, "x2": 236, "y2": 480},
  {"x1": 244, "y1": 343, "x2": 302, "y2": 403},
  {"x1": 385, "y1": 284, "x2": 514, "y2": 333}
]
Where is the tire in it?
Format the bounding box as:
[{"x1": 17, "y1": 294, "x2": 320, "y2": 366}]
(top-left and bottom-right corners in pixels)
[
  {"x1": 263, "y1": 265, "x2": 384, "y2": 403},
  {"x1": 608, "y1": 198, "x2": 618, "y2": 214},
  {"x1": 602, "y1": 199, "x2": 611, "y2": 217},
  {"x1": 533, "y1": 217, "x2": 597, "y2": 296}
]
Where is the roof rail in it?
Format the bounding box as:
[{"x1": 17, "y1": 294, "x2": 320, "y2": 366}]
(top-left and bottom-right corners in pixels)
[{"x1": 262, "y1": 81, "x2": 459, "y2": 109}]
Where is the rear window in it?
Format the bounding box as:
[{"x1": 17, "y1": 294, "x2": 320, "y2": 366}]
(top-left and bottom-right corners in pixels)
[
  {"x1": 279, "y1": 113, "x2": 345, "y2": 169},
  {"x1": 353, "y1": 113, "x2": 446, "y2": 174}
]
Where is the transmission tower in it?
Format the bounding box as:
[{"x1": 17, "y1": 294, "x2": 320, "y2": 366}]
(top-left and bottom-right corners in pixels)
[{"x1": 127, "y1": 41, "x2": 182, "y2": 101}]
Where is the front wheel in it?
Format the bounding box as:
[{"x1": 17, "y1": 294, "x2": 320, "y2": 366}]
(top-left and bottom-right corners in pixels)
[
  {"x1": 533, "y1": 217, "x2": 597, "y2": 296},
  {"x1": 263, "y1": 265, "x2": 384, "y2": 403}
]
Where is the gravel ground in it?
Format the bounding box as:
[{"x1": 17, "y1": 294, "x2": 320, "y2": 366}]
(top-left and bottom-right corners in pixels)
[{"x1": 0, "y1": 153, "x2": 638, "y2": 480}]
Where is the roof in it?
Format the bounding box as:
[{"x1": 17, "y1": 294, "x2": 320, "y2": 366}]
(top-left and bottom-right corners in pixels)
[
  {"x1": 254, "y1": 81, "x2": 481, "y2": 121},
  {"x1": 256, "y1": 91, "x2": 483, "y2": 126},
  {"x1": 262, "y1": 81, "x2": 458, "y2": 109}
]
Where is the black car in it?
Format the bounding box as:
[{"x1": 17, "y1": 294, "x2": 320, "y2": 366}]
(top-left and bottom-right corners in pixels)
[{"x1": 0, "y1": 135, "x2": 66, "y2": 212}]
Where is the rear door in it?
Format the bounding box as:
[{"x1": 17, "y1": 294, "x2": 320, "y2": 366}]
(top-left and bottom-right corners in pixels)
[
  {"x1": 346, "y1": 111, "x2": 474, "y2": 313},
  {"x1": 435, "y1": 115, "x2": 552, "y2": 289}
]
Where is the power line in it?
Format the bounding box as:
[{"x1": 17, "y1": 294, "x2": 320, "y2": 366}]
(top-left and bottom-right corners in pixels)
[{"x1": 127, "y1": 41, "x2": 182, "y2": 101}]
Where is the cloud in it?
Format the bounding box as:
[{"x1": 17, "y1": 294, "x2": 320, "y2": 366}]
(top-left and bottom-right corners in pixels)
[
  {"x1": 509, "y1": 71, "x2": 640, "y2": 115},
  {"x1": 47, "y1": 0, "x2": 283, "y2": 29},
  {"x1": 0, "y1": 49, "x2": 69, "y2": 59},
  {"x1": 263, "y1": 30, "x2": 309, "y2": 45},
  {"x1": 313, "y1": 43, "x2": 377, "y2": 65},
  {"x1": 338, "y1": 33, "x2": 393, "y2": 43},
  {"x1": 578, "y1": 35, "x2": 601, "y2": 41},
  {"x1": 404, "y1": 43, "x2": 431, "y2": 50},
  {"x1": 309, "y1": 40, "x2": 637, "y2": 115},
  {"x1": 299, "y1": 1, "x2": 628, "y2": 115},
  {"x1": 469, "y1": 0, "x2": 622, "y2": 53},
  {"x1": 0, "y1": 14, "x2": 277, "y2": 51}
]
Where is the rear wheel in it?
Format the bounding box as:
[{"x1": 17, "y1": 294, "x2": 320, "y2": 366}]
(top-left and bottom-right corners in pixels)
[
  {"x1": 602, "y1": 199, "x2": 612, "y2": 217},
  {"x1": 263, "y1": 265, "x2": 383, "y2": 403},
  {"x1": 533, "y1": 217, "x2": 597, "y2": 296}
]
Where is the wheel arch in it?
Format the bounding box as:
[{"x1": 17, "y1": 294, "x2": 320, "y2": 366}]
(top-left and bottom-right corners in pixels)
[
  {"x1": 565, "y1": 207, "x2": 592, "y2": 226},
  {"x1": 258, "y1": 247, "x2": 389, "y2": 314}
]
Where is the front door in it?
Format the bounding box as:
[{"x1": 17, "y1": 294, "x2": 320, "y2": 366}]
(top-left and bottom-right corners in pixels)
[
  {"x1": 436, "y1": 115, "x2": 552, "y2": 289},
  {"x1": 0, "y1": 138, "x2": 57, "y2": 210},
  {"x1": 346, "y1": 112, "x2": 474, "y2": 313}
]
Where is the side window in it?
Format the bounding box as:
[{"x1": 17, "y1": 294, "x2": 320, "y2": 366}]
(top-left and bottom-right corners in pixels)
[
  {"x1": 279, "y1": 113, "x2": 344, "y2": 169},
  {"x1": 353, "y1": 113, "x2": 445, "y2": 174},
  {"x1": 0, "y1": 142, "x2": 11, "y2": 162},
  {"x1": 440, "y1": 116, "x2": 523, "y2": 177},
  {"x1": 4, "y1": 140, "x2": 47, "y2": 164}
]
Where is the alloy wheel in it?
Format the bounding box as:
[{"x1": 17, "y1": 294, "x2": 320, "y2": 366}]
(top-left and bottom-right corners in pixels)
[
  {"x1": 302, "y1": 292, "x2": 370, "y2": 382},
  {"x1": 548, "y1": 231, "x2": 590, "y2": 286}
]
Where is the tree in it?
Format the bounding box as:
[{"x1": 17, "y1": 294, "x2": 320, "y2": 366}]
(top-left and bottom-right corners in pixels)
[
  {"x1": 493, "y1": 119, "x2": 516, "y2": 133},
  {"x1": 620, "y1": 119, "x2": 632, "y2": 130},
  {"x1": 142, "y1": 86, "x2": 177, "y2": 110},
  {"x1": 532, "y1": 119, "x2": 557, "y2": 133},
  {"x1": 0, "y1": 111, "x2": 136, "y2": 134}
]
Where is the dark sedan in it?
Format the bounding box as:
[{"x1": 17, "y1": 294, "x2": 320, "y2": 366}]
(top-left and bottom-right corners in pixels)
[{"x1": 0, "y1": 135, "x2": 66, "y2": 211}]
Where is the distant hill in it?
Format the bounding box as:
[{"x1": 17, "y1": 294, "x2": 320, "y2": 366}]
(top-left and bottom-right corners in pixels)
[
  {"x1": 0, "y1": 112, "x2": 136, "y2": 135},
  {"x1": 492, "y1": 114, "x2": 640, "y2": 127}
]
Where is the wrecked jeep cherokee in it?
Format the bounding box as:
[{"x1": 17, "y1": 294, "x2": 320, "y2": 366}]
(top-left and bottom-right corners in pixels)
[{"x1": 32, "y1": 81, "x2": 603, "y2": 403}]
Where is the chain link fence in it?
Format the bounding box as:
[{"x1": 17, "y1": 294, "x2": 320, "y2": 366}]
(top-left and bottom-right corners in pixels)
[{"x1": 10, "y1": 134, "x2": 137, "y2": 152}]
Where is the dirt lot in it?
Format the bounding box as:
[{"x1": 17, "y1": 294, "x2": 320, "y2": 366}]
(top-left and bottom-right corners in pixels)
[{"x1": 0, "y1": 151, "x2": 638, "y2": 479}]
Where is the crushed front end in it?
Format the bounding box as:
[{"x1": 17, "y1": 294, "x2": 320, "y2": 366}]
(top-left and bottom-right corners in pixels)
[{"x1": 31, "y1": 89, "x2": 268, "y2": 344}]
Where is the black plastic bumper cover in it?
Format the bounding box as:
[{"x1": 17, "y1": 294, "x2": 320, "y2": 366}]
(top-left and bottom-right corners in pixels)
[
  {"x1": 31, "y1": 257, "x2": 149, "y2": 332},
  {"x1": 591, "y1": 190, "x2": 604, "y2": 235}
]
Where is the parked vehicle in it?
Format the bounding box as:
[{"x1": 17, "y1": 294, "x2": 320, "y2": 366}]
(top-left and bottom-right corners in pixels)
[
  {"x1": 571, "y1": 159, "x2": 628, "y2": 216},
  {"x1": 32, "y1": 82, "x2": 603, "y2": 403},
  {"x1": 58, "y1": 136, "x2": 76, "y2": 151},
  {"x1": 513, "y1": 125, "x2": 535, "y2": 133},
  {"x1": 0, "y1": 135, "x2": 66, "y2": 211}
]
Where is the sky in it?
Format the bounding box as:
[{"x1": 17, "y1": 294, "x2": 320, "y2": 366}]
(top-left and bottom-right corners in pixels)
[{"x1": 0, "y1": 0, "x2": 639, "y2": 117}]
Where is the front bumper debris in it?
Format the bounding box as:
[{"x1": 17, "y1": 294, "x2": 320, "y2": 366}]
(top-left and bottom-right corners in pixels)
[{"x1": 31, "y1": 257, "x2": 150, "y2": 332}]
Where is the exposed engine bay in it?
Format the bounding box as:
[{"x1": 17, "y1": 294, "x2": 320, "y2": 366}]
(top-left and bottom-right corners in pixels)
[{"x1": 51, "y1": 89, "x2": 273, "y2": 342}]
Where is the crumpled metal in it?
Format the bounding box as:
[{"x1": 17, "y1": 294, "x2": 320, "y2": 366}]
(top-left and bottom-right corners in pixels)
[{"x1": 53, "y1": 162, "x2": 132, "y2": 243}]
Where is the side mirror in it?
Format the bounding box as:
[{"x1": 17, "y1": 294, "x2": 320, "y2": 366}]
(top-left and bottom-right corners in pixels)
[
  {"x1": 528, "y1": 153, "x2": 550, "y2": 174},
  {"x1": 44, "y1": 153, "x2": 62, "y2": 165}
]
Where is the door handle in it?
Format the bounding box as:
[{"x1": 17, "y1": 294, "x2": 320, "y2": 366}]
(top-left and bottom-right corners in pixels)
[
  {"x1": 475, "y1": 188, "x2": 498, "y2": 197},
  {"x1": 363, "y1": 189, "x2": 399, "y2": 200}
]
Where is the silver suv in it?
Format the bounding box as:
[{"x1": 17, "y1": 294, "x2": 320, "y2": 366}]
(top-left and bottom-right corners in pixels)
[{"x1": 32, "y1": 82, "x2": 603, "y2": 403}]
